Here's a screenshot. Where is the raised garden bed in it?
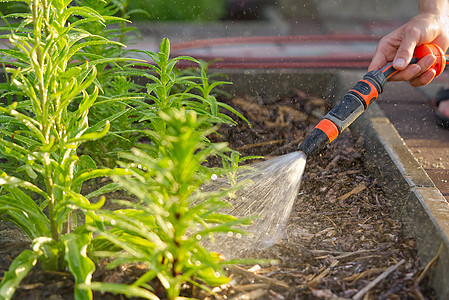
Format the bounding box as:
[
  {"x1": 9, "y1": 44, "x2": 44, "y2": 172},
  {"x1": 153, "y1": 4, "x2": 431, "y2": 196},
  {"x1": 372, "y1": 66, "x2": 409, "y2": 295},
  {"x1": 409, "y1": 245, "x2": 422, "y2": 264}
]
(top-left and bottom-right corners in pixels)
[
  {"x1": 2, "y1": 69, "x2": 447, "y2": 299},
  {"x1": 2, "y1": 0, "x2": 448, "y2": 297},
  {"x1": 1, "y1": 25, "x2": 449, "y2": 296}
]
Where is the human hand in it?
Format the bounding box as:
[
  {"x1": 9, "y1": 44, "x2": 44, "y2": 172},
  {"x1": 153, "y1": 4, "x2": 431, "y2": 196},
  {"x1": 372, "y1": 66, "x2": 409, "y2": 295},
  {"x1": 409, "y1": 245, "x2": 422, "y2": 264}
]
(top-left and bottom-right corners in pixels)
[{"x1": 369, "y1": 13, "x2": 449, "y2": 86}]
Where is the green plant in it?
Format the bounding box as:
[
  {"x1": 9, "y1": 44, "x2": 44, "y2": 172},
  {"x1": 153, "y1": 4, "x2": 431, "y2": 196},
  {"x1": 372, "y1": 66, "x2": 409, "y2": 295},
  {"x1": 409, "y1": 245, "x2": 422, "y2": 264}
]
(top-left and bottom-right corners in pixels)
[
  {"x1": 84, "y1": 108, "x2": 252, "y2": 299},
  {"x1": 83, "y1": 37, "x2": 248, "y2": 167},
  {"x1": 0, "y1": 0, "x2": 135, "y2": 299},
  {"x1": 0, "y1": 1, "x2": 256, "y2": 299},
  {"x1": 220, "y1": 151, "x2": 263, "y2": 188},
  {"x1": 72, "y1": 0, "x2": 148, "y2": 167},
  {"x1": 132, "y1": 39, "x2": 247, "y2": 133}
]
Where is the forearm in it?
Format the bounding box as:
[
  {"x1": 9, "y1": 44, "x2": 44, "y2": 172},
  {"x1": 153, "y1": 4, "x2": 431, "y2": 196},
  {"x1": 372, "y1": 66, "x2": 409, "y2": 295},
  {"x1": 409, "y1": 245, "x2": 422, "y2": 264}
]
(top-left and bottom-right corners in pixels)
[{"x1": 419, "y1": 0, "x2": 449, "y2": 14}]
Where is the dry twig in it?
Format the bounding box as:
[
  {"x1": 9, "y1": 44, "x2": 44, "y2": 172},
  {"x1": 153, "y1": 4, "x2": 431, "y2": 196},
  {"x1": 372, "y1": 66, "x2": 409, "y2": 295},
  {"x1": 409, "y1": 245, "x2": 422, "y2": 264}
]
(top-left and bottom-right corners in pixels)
[
  {"x1": 352, "y1": 259, "x2": 405, "y2": 300},
  {"x1": 236, "y1": 139, "x2": 283, "y2": 151},
  {"x1": 414, "y1": 243, "x2": 444, "y2": 286},
  {"x1": 337, "y1": 184, "x2": 366, "y2": 201}
]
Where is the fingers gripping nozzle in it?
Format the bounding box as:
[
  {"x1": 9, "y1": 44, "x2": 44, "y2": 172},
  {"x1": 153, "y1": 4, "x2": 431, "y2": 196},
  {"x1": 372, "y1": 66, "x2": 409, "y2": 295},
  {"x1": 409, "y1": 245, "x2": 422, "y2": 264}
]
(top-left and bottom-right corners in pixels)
[{"x1": 298, "y1": 70, "x2": 387, "y2": 156}]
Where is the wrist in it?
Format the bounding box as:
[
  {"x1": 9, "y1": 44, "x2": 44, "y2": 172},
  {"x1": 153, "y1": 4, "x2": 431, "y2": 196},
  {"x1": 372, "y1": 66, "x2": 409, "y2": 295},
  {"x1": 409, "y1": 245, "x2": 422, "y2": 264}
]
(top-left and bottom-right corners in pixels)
[{"x1": 419, "y1": 0, "x2": 449, "y2": 14}]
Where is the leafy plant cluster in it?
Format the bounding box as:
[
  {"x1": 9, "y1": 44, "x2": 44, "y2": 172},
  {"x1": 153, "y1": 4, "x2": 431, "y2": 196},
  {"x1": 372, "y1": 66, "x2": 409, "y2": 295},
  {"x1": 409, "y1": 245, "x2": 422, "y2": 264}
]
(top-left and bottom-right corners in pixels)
[{"x1": 0, "y1": 0, "x2": 252, "y2": 299}]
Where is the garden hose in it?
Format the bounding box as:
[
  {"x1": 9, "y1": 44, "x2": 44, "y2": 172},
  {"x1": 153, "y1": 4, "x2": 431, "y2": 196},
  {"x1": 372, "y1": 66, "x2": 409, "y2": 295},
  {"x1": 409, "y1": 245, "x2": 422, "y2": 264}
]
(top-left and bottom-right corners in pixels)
[{"x1": 298, "y1": 43, "x2": 447, "y2": 157}]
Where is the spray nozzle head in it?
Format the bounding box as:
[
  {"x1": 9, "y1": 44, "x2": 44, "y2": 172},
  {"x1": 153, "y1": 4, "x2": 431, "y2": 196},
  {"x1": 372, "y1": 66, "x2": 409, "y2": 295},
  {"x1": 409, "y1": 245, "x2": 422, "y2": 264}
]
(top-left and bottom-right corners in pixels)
[{"x1": 298, "y1": 126, "x2": 334, "y2": 156}]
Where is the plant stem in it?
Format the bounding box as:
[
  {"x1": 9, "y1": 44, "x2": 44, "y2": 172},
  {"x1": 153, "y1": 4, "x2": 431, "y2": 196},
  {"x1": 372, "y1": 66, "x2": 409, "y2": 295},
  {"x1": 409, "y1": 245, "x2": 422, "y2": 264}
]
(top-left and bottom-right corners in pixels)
[
  {"x1": 45, "y1": 159, "x2": 59, "y2": 242},
  {"x1": 33, "y1": 0, "x2": 58, "y2": 241}
]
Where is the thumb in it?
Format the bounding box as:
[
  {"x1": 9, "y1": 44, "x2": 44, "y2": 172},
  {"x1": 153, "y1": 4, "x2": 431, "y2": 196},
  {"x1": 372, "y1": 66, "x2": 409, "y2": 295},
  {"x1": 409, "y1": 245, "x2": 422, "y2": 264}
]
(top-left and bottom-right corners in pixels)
[{"x1": 393, "y1": 40, "x2": 417, "y2": 70}]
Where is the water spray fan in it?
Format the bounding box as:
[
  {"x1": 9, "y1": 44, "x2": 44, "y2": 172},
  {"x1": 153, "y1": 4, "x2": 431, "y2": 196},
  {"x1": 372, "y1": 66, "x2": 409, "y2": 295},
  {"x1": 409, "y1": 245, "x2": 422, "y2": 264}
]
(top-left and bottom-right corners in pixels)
[{"x1": 299, "y1": 43, "x2": 447, "y2": 156}]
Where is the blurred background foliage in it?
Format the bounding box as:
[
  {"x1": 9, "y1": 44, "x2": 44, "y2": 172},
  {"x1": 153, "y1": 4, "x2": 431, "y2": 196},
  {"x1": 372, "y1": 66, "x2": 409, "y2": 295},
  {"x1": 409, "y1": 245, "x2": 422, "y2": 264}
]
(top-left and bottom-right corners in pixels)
[
  {"x1": 126, "y1": 0, "x2": 227, "y2": 21},
  {"x1": 0, "y1": 0, "x2": 264, "y2": 21},
  {"x1": 0, "y1": 1, "x2": 28, "y2": 14}
]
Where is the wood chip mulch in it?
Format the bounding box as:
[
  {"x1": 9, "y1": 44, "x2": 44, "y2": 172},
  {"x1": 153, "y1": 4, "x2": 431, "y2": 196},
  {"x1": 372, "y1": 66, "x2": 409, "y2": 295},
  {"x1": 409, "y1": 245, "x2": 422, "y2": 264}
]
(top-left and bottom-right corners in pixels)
[{"x1": 0, "y1": 89, "x2": 438, "y2": 299}]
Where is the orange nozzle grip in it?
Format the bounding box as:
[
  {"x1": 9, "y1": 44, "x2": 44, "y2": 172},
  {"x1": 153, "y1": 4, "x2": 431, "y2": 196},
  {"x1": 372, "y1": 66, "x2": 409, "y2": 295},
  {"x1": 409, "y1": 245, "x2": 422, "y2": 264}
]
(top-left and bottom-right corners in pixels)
[{"x1": 413, "y1": 43, "x2": 446, "y2": 77}]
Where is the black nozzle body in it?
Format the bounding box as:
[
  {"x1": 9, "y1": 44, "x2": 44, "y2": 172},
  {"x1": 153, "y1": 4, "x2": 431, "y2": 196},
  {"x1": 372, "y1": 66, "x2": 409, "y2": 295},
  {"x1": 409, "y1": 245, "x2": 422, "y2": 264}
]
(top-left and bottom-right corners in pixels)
[{"x1": 298, "y1": 70, "x2": 388, "y2": 157}]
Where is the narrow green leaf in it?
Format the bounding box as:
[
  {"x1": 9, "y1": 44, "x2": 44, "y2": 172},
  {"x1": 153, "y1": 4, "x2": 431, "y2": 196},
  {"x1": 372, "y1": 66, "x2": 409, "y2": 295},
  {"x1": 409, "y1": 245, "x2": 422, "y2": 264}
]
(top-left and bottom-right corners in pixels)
[
  {"x1": 62, "y1": 233, "x2": 95, "y2": 300},
  {"x1": 0, "y1": 172, "x2": 48, "y2": 199},
  {"x1": 0, "y1": 250, "x2": 38, "y2": 300},
  {"x1": 158, "y1": 38, "x2": 170, "y2": 63},
  {"x1": 196, "y1": 267, "x2": 230, "y2": 287},
  {"x1": 78, "y1": 86, "x2": 99, "y2": 115},
  {"x1": 90, "y1": 57, "x2": 144, "y2": 66},
  {"x1": 72, "y1": 167, "x2": 131, "y2": 189},
  {"x1": 68, "y1": 40, "x2": 123, "y2": 61},
  {"x1": 68, "y1": 120, "x2": 110, "y2": 143},
  {"x1": 218, "y1": 102, "x2": 250, "y2": 125},
  {"x1": 0, "y1": 188, "x2": 51, "y2": 239},
  {"x1": 85, "y1": 182, "x2": 121, "y2": 200},
  {"x1": 55, "y1": 188, "x2": 105, "y2": 211},
  {"x1": 60, "y1": 6, "x2": 105, "y2": 25},
  {"x1": 79, "y1": 282, "x2": 159, "y2": 300},
  {"x1": 70, "y1": 108, "x2": 128, "y2": 139}
]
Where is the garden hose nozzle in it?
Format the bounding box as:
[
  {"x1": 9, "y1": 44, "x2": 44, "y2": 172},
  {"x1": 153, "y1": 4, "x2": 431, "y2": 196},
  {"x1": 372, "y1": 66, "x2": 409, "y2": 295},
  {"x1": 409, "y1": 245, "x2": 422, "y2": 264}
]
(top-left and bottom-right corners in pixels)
[{"x1": 298, "y1": 43, "x2": 447, "y2": 157}]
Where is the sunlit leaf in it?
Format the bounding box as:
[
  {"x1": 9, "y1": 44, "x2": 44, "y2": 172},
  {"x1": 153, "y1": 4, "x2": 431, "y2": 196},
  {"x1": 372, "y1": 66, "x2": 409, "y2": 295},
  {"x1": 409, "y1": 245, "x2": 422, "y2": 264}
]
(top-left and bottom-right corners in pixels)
[
  {"x1": 68, "y1": 120, "x2": 110, "y2": 143},
  {"x1": 0, "y1": 250, "x2": 38, "y2": 300},
  {"x1": 62, "y1": 233, "x2": 95, "y2": 300},
  {"x1": 79, "y1": 282, "x2": 159, "y2": 300}
]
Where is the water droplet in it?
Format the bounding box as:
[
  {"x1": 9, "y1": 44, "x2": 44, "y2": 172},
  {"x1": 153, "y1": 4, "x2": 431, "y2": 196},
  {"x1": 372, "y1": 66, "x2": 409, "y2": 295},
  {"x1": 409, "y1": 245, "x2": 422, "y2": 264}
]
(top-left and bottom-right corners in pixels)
[
  {"x1": 110, "y1": 219, "x2": 116, "y2": 225},
  {"x1": 196, "y1": 234, "x2": 202, "y2": 240},
  {"x1": 195, "y1": 261, "x2": 201, "y2": 266},
  {"x1": 227, "y1": 231, "x2": 233, "y2": 237},
  {"x1": 236, "y1": 233, "x2": 242, "y2": 239},
  {"x1": 211, "y1": 174, "x2": 218, "y2": 180},
  {"x1": 214, "y1": 272, "x2": 221, "y2": 278}
]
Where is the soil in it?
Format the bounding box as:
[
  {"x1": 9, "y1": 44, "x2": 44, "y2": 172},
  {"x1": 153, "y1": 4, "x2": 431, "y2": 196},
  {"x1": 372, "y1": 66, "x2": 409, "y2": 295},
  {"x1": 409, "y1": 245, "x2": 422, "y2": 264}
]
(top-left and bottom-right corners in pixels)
[{"x1": 0, "y1": 89, "x2": 436, "y2": 299}]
